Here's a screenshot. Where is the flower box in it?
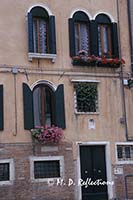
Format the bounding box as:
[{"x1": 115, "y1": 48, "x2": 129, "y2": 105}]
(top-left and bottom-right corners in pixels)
[
  {"x1": 72, "y1": 51, "x2": 125, "y2": 68},
  {"x1": 30, "y1": 126, "x2": 63, "y2": 144}
]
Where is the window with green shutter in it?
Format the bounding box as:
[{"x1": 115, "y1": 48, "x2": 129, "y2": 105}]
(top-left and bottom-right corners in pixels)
[
  {"x1": 23, "y1": 83, "x2": 66, "y2": 130},
  {"x1": 69, "y1": 11, "x2": 90, "y2": 57},
  {"x1": 27, "y1": 6, "x2": 56, "y2": 61}
]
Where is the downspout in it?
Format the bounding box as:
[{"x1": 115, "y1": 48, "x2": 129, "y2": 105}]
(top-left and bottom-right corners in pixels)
[
  {"x1": 127, "y1": 0, "x2": 133, "y2": 74},
  {"x1": 116, "y1": 0, "x2": 129, "y2": 141}
]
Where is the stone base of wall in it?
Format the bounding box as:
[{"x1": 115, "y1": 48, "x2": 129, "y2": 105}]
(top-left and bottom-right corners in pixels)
[{"x1": 0, "y1": 142, "x2": 75, "y2": 200}]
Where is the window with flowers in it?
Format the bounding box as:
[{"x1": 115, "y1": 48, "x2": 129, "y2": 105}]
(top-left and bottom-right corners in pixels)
[
  {"x1": 69, "y1": 12, "x2": 122, "y2": 67},
  {"x1": 23, "y1": 82, "x2": 66, "y2": 130}
]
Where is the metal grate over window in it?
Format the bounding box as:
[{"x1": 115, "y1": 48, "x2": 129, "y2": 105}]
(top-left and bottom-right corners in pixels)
[
  {"x1": 0, "y1": 163, "x2": 9, "y2": 181},
  {"x1": 117, "y1": 145, "x2": 133, "y2": 161},
  {"x1": 34, "y1": 160, "x2": 60, "y2": 179},
  {"x1": 74, "y1": 82, "x2": 98, "y2": 113}
]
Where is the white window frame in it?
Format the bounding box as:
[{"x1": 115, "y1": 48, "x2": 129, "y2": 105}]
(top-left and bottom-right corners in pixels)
[
  {"x1": 72, "y1": 80, "x2": 100, "y2": 115},
  {"x1": 0, "y1": 159, "x2": 14, "y2": 185},
  {"x1": 30, "y1": 156, "x2": 64, "y2": 182},
  {"x1": 115, "y1": 142, "x2": 133, "y2": 164}
]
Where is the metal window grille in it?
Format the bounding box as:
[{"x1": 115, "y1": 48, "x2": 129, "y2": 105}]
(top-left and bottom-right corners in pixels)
[
  {"x1": 74, "y1": 82, "x2": 98, "y2": 113},
  {"x1": 0, "y1": 163, "x2": 9, "y2": 181},
  {"x1": 117, "y1": 145, "x2": 133, "y2": 161},
  {"x1": 34, "y1": 160, "x2": 60, "y2": 179}
]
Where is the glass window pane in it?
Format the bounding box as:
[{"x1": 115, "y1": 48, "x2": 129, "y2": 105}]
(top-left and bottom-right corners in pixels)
[
  {"x1": 33, "y1": 85, "x2": 53, "y2": 127},
  {"x1": 33, "y1": 19, "x2": 38, "y2": 53},
  {"x1": 117, "y1": 146, "x2": 123, "y2": 159},
  {"x1": 33, "y1": 18, "x2": 47, "y2": 53},
  {"x1": 34, "y1": 161, "x2": 60, "y2": 178},
  {"x1": 33, "y1": 87, "x2": 41, "y2": 127},
  {"x1": 74, "y1": 23, "x2": 79, "y2": 55},
  {"x1": 103, "y1": 26, "x2": 109, "y2": 54},
  {"x1": 39, "y1": 19, "x2": 47, "y2": 53},
  {"x1": 125, "y1": 146, "x2": 131, "y2": 159},
  {"x1": 98, "y1": 26, "x2": 102, "y2": 56},
  {"x1": 80, "y1": 23, "x2": 89, "y2": 54},
  {"x1": 0, "y1": 163, "x2": 9, "y2": 181}
]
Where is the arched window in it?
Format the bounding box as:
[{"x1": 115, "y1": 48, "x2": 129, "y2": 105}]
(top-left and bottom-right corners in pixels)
[
  {"x1": 96, "y1": 14, "x2": 112, "y2": 57},
  {"x1": 69, "y1": 11, "x2": 90, "y2": 56},
  {"x1": 33, "y1": 84, "x2": 54, "y2": 127},
  {"x1": 95, "y1": 14, "x2": 119, "y2": 58},
  {"x1": 23, "y1": 83, "x2": 66, "y2": 129},
  {"x1": 28, "y1": 6, "x2": 56, "y2": 55}
]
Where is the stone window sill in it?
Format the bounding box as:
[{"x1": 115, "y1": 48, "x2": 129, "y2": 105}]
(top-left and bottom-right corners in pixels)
[{"x1": 28, "y1": 53, "x2": 57, "y2": 62}]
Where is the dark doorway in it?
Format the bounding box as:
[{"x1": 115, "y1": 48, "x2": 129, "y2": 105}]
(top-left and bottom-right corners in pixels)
[{"x1": 80, "y1": 145, "x2": 108, "y2": 200}]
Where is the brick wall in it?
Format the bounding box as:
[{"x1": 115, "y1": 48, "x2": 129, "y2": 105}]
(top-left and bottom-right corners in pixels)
[
  {"x1": 0, "y1": 142, "x2": 75, "y2": 200},
  {"x1": 113, "y1": 164, "x2": 133, "y2": 200}
]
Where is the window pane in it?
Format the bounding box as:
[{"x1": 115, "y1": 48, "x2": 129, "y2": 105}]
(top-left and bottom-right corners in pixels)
[
  {"x1": 39, "y1": 19, "x2": 47, "y2": 53},
  {"x1": 80, "y1": 23, "x2": 89, "y2": 54},
  {"x1": 34, "y1": 161, "x2": 60, "y2": 178},
  {"x1": 98, "y1": 24, "x2": 111, "y2": 57},
  {"x1": 33, "y1": 85, "x2": 53, "y2": 127},
  {"x1": 33, "y1": 18, "x2": 47, "y2": 53},
  {"x1": 103, "y1": 26, "x2": 109, "y2": 54},
  {"x1": 117, "y1": 146, "x2": 123, "y2": 159},
  {"x1": 45, "y1": 88, "x2": 52, "y2": 126},
  {"x1": 98, "y1": 26, "x2": 102, "y2": 56},
  {"x1": 125, "y1": 146, "x2": 131, "y2": 159},
  {"x1": 74, "y1": 23, "x2": 79, "y2": 56},
  {"x1": 33, "y1": 87, "x2": 41, "y2": 126},
  {"x1": 0, "y1": 163, "x2": 9, "y2": 181},
  {"x1": 33, "y1": 19, "x2": 38, "y2": 53},
  {"x1": 74, "y1": 23, "x2": 89, "y2": 55}
]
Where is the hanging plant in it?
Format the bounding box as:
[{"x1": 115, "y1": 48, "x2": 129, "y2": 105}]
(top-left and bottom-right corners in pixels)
[{"x1": 30, "y1": 125, "x2": 63, "y2": 144}]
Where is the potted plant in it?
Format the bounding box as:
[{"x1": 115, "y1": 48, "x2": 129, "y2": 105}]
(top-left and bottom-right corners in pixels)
[
  {"x1": 72, "y1": 50, "x2": 125, "y2": 67},
  {"x1": 30, "y1": 125, "x2": 63, "y2": 144}
]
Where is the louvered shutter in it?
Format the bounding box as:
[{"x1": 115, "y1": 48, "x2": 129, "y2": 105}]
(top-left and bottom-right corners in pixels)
[
  {"x1": 55, "y1": 84, "x2": 66, "y2": 129},
  {"x1": 28, "y1": 12, "x2": 34, "y2": 53},
  {"x1": 23, "y1": 83, "x2": 34, "y2": 130},
  {"x1": 90, "y1": 20, "x2": 98, "y2": 56},
  {"x1": 69, "y1": 18, "x2": 75, "y2": 57},
  {"x1": 111, "y1": 23, "x2": 119, "y2": 58},
  {"x1": 49, "y1": 16, "x2": 56, "y2": 54},
  {"x1": 0, "y1": 85, "x2": 3, "y2": 130}
]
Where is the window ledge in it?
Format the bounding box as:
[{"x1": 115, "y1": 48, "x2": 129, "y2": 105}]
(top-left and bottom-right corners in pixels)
[
  {"x1": 75, "y1": 111, "x2": 100, "y2": 115},
  {"x1": 28, "y1": 53, "x2": 57, "y2": 62}
]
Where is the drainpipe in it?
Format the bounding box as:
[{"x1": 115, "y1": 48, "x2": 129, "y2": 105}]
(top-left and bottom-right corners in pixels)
[
  {"x1": 127, "y1": 0, "x2": 133, "y2": 74},
  {"x1": 12, "y1": 67, "x2": 18, "y2": 136},
  {"x1": 116, "y1": 0, "x2": 129, "y2": 141}
]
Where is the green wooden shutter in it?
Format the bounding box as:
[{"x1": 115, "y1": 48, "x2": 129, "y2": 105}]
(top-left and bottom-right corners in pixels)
[
  {"x1": 68, "y1": 18, "x2": 75, "y2": 57},
  {"x1": 55, "y1": 84, "x2": 66, "y2": 129},
  {"x1": 23, "y1": 83, "x2": 34, "y2": 130},
  {"x1": 111, "y1": 23, "x2": 119, "y2": 58},
  {"x1": 90, "y1": 20, "x2": 98, "y2": 56},
  {"x1": 49, "y1": 16, "x2": 56, "y2": 54},
  {"x1": 0, "y1": 85, "x2": 3, "y2": 130},
  {"x1": 28, "y1": 12, "x2": 34, "y2": 53}
]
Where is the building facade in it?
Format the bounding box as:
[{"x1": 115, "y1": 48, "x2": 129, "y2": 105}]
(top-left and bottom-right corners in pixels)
[{"x1": 0, "y1": 0, "x2": 132, "y2": 199}]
